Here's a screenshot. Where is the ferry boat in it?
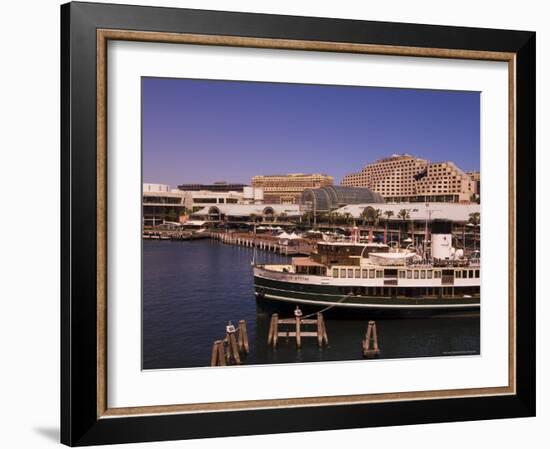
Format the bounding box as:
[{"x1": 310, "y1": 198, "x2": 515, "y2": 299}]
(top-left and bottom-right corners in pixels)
[{"x1": 253, "y1": 220, "x2": 480, "y2": 313}]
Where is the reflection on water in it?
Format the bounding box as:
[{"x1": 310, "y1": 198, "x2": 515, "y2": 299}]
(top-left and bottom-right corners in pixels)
[{"x1": 143, "y1": 240, "x2": 480, "y2": 370}]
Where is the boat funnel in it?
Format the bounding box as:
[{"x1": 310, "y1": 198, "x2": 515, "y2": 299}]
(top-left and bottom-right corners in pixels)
[{"x1": 431, "y1": 219, "x2": 453, "y2": 260}]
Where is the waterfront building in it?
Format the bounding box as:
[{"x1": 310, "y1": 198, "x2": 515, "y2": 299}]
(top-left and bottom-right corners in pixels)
[
  {"x1": 467, "y1": 171, "x2": 481, "y2": 200},
  {"x1": 300, "y1": 186, "x2": 384, "y2": 213},
  {"x1": 176, "y1": 181, "x2": 248, "y2": 192},
  {"x1": 341, "y1": 154, "x2": 477, "y2": 203},
  {"x1": 182, "y1": 190, "x2": 244, "y2": 211},
  {"x1": 251, "y1": 173, "x2": 334, "y2": 204},
  {"x1": 191, "y1": 204, "x2": 301, "y2": 222},
  {"x1": 143, "y1": 183, "x2": 265, "y2": 225},
  {"x1": 143, "y1": 183, "x2": 186, "y2": 226},
  {"x1": 335, "y1": 202, "x2": 479, "y2": 224},
  {"x1": 334, "y1": 202, "x2": 480, "y2": 249}
]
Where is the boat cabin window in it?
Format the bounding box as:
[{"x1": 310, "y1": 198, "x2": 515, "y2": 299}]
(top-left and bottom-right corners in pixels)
[
  {"x1": 348, "y1": 269, "x2": 353, "y2": 278},
  {"x1": 469, "y1": 270, "x2": 473, "y2": 278},
  {"x1": 376, "y1": 270, "x2": 383, "y2": 278},
  {"x1": 362, "y1": 269, "x2": 368, "y2": 278},
  {"x1": 475, "y1": 270, "x2": 480, "y2": 278},
  {"x1": 333, "y1": 268, "x2": 339, "y2": 278},
  {"x1": 369, "y1": 269, "x2": 375, "y2": 278},
  {"x1": 407, "y1": 270, "x2": 412, "y2": 279},
  {"x1": 456, "y1": 270, "x2": 462, "y2": 278},
  {"x1": 414, "y1": 270, "x2": 419, "y2": 279},
  {"x1": 427, "y1": 270, "x2": 433, "y2": 279},
  {"x1": 434, "y1": 271, "x2": 442, "y2": 278},
  {"x1": 420, "y1": 270, "x2": 426, "y2": 279},
  {"x1": 295, "y1": 264, "x2": 326, "y2": 276},
  {"x1": 399, "y1": 271, "x2": 406, "y2": 278},
  {"x1": 340, "y1": 268, "x2": 346, "y2": 278},
  {"x1": 355, "y1": 269, "x2": 361, "y2": 278}
]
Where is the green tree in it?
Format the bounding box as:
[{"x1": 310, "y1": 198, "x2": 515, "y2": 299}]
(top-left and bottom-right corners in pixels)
[
  {"x1": 383, "y1": 210, "x2": 394, "y2": 242},
  {"x1": 343, "y1": 212, "x2": 353, "y2": 225},
  {"x1": 397, "y1": 208, "x2": 410, "y2": 242},
  {"x1": 468, "y1": 212, "x2": 480, "y2": 251}
]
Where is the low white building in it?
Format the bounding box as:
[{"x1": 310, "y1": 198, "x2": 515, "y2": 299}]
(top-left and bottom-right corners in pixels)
[
  {"x1": 191, "y1": 204, "x2": 301, "y2": 221},
  {"x1": 334, "y1": 202, "x2": 480, "y2": 223}
]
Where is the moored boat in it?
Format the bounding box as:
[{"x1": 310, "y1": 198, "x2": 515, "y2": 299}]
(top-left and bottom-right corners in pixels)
[{"x1": 253, "y1": 220, "x2": 480, "y2": 313}]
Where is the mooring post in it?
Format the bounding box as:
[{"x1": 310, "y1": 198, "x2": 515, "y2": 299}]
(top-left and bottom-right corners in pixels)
[
  {"x1": 267, "y1": 315, "x2": 274, "y2": 345},
  {"x1": 294, "y1": 307, "x2": 302, "y2": 348},
  {"x1": 322, "y1": 313, "x2": 329, "y2": 344},
  {"x1": 217, "y1": 340, "x2": 226, "y2": 366},
  {"x1": 238, "y1": 320, "x2": 249, "y2": 353},
  {"x1": 210, "y1": 340, "x2": 222, "y2": 366},
  {"x1": 226, "y1": 321, "x2": 241, "y2": 364},
  {"x1": 272, "y1": 313, "x2": 279, "y2": 348},
  {"x1": 317, "y1": 312, "x2": 323, "y2": 347},
  {"x1": 372, "y1": 320, "x2": 379, "y2": 352},
  {"x1": 363, "y1": 320, "x2": 380, "y2": 358}
]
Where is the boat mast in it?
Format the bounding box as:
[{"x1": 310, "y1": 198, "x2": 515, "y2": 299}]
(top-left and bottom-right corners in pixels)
[{"x1": 251, "y1": 222, "x2": 257, "y2": 266}]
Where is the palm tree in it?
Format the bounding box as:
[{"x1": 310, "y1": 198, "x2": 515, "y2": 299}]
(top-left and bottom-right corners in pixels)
[
  {"x1": 397, "y1": 208, "x2": 411, "y2": 243},
  {"x1": 468, "y1": 212, "x2": 480, "y2": 251},
  {"x1": 383, "y1": 210, "x2": 394, "y2": 243},
  {"x1": 343, "y1": 212, "x2": 353, "y2": 226},
  {"x1": 374, "y1": 209, "x2": 382, "y2": 228},
  {"x1": 360, "y1": 209, "x2": 369, "y2": 227}
]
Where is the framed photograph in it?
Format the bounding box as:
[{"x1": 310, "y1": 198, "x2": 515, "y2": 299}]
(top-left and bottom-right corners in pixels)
[{"x1": 61, "y1": 2, "x2": 535, "y2": 446}]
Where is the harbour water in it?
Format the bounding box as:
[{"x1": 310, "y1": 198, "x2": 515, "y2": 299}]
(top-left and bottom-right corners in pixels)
[{"x1": 143, "y1": 239, "x2": 480, "y2": 370}]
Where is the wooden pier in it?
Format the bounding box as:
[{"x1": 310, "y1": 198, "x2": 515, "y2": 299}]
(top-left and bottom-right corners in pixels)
[
  {"x1": 267, "y1": 308, "x2": 328, "y2": 349},
  {"x1": 210, "y1": 320, "x2": 250, "y2": 366},
  {"x1": 211, "y1": 231, "x2": 314, "y2": 256},
  {"x1": 362, "y1": 320, "x2": 380, "y2": 358}
]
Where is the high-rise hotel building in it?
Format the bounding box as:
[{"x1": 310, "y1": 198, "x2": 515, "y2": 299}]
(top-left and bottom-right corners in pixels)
[
  {"x1": 341, "y1": 154, "x2": 477, "y2": 203},
  {"x1": 251, "y1": 173, "x2": 334, "y2": 204}
]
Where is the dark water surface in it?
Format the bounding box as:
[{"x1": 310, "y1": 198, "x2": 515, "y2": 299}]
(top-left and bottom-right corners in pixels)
[{"x1": 143, "y1": 240, "x2": 480, "y2": 369}]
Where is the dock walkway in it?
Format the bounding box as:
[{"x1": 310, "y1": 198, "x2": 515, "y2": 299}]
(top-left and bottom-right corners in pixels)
[{"x1": 210, "y1": 231, "x2": 314, "y2": 256}]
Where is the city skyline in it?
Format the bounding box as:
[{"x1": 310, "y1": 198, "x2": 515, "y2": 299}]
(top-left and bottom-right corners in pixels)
[{"x1": 143, "y1": 77, "x2": 480, "y2": 188}]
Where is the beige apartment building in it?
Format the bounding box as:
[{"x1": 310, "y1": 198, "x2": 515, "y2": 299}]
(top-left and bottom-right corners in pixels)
[
  {"x1": 341, "y1": 154, "x2": 477, "y2": 203},
  {"x1": 251, "y1": 173, "x2": 334, "y2": 204},
  {"x1": 467, "y1": 171, "x2": 481, "y2": 198}
]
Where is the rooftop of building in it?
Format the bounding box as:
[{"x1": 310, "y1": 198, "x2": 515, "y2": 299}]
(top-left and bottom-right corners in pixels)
[
  {"x1": 334, "y1": 202, "x2": 480, "y2": 222},
  {"x1": 191, "y1": 203, "x2": 302, "y2": 217},
  {"x1": 252, "y1": 173, "x2": 332, "y2": 178},
  {"x1": 301, "y1": 185, "x2": 385, "y2": 211}
]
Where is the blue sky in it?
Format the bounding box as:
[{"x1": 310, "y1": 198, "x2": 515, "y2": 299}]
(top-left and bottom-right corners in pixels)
[{"x1": 142, "y1": 77, "x2": 479, "y2": 187}]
